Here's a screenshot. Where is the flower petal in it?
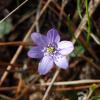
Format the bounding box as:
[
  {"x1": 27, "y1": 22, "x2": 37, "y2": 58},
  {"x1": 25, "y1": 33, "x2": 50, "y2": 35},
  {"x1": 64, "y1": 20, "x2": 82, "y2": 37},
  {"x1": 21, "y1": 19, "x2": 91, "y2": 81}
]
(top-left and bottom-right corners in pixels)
[
  {"x1": 58, "y1": 41, "x2": 74, "y2": 55},
  {"x1": 38, "y1": 56, "x2": 54, "y2": 75},
  {"x1": 27, "y1": 46, "x2": 43, "y2": 59},
  {"x1": 54, "y1": 54, "x2": 69, "y2": 69},
  {"x1": 47, "y1": 28, "x2": 60, "y2": 43},
  {"x1": 31, "y1": 32, "x2": 48, "y2": 46}
]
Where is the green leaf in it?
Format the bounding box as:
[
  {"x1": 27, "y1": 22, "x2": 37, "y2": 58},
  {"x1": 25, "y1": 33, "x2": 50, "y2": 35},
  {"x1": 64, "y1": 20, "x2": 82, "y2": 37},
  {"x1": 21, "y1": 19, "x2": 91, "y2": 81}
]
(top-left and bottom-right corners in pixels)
[
  {"x1": 91, "y1": 96, "x2": 100, "y2": 100},
  {"x1": 85, "y1": 0, "x2": 91, "y2": 43},
  {"x1": 77, "y1": 0, "x2": 82, "y2": 19},
  {"x1": 90, "y1": 84, "x2": 97, "y2": 91},
  {"x1": 70, "y1": 45, "x2": 85, "y2": 57},
  {"x1": 0, "y1": 19, "x2": 12, "y2": 36},
  {"x1": 66, "y1": 15, "x2": 74, "y2": 34}
]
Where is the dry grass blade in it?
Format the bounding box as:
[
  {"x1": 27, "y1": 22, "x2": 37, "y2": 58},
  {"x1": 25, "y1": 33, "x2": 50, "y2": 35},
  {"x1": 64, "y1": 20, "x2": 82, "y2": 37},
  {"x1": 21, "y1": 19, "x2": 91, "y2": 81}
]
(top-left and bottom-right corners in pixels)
[
  {"x1": 42, "y1": 68, "x2": 60, "y2": 100},
  {"x1": 54, "y1": 84, "x2": 100, "y2": 91},
  {"x1": 0, "y1": 41, "x2": 32, "y2": 46},
  {"x1": 40, "y1": 79, "x2": 100, "y2": 86},
  {"x1": 0, "y1": 0, "x2": 29, "y2": 23},
  {"x1": 0, "y1": 94, "x2": 14, "y2": 100},
  {"x1": 58, "y1": 0, "x2": 69, "y2": 28},
  {"x1": 90, "y1": 33, "x2": 100, "y2": 45},
  {"x1": 81, "y1": 55, "x2": 100, "y2": 71}
]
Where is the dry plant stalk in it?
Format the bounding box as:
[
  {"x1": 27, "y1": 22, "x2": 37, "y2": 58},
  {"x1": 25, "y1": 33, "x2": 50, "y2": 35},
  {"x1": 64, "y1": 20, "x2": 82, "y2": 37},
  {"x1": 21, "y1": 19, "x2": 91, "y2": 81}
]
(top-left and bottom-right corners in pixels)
[
  {"x1": 0, "y1": 41, "x2": 32, "y2": 46},
  {"x1": 0, "y1": 0, "x2": 29, "y2": 23},
  {"x1": 40, "y1": 79, "x2": 100, "y2": 86}
]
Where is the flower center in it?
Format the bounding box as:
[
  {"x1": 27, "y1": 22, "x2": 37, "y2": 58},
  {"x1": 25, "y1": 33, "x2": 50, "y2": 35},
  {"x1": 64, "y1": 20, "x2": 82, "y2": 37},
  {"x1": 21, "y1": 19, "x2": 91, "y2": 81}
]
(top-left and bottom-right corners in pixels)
[{"x1": 47, "y1": 47, "x2": 55, "y2": 54}]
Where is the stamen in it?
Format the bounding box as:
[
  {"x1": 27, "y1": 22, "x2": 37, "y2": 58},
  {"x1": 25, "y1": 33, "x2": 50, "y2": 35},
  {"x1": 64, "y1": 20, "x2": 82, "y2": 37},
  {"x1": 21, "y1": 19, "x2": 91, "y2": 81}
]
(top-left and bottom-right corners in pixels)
[{"x1": 47, "y1": 47, "x2": 55, "y2": 53}]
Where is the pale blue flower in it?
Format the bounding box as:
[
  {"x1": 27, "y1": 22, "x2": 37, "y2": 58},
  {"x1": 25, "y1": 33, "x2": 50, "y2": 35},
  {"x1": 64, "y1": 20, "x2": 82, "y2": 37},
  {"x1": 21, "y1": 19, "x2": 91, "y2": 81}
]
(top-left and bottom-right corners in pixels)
[{"x1": 27, "y1": 28, "x2": 74, "y2": 75}]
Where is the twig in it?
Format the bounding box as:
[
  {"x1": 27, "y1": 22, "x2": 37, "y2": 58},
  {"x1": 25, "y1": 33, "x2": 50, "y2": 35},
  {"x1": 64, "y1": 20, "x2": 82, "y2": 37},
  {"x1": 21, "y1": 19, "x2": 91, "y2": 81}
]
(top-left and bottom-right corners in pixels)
[
  {"x1": 17, "y1": 75, "x2": 40, "y2": 99},
  {"x1": 54, "y1": 84, "x2": 100, "y2": 91},
  {"x1": 80, "y1": 28, "x2": 99, "y2": 61},
  {"x1": 0, "y1": 87, "x2": 16, "y2": 91},
  {"x1": 43, "y1": 0, "x2": 68, "y2": 28},
  {"x1": 0, "y1": 94, "x2": 13, "y2": 100},
  {"x1": 86, "y1": 88, "x2": 94, "y2": 100},
  {"x1": 16, "y1": 79, "x2": 25, "y2": 99},
  {"x1": 0, "y1": 41, "x2": 32, "y2": 46},
  {"x1": 49, "y1": 0, "x2": 67, "y2": 17},
  {"x1": 13, "y1": 11, "x2": 36, "y2": 30},
  {"x1": 40, "y1": 79, "x2": 100, "y2": 86},
  {"x1": 58, "y1": 0, "x2": 69, "y2": 28},
  {"x1": 0, "y1": 0, "x2": 53, "y2": 86},
  {"x1": 42, "y1": 68, "x2": 60, "y2": 100},
  {"x1": 79, "y1": 36, "x2": 99, "y2": 61},
  {"x1": 0, "y1": 82, "x2": 100, "y2": 92},
  {"x1": 0, "y1": 0, "x2": 29, "y2": 23},
  {"x1": 90, "y1": 33, "x2": 100, "y2": 45},
  {"x1": 81, "y1": 55, "x2": 100, "y2": 71},
  {"x1": 35, "y1": 0, "x2": 43, "y2": 32},
  {"x1": 0, "y1": 61, "x2": 22, "y2": 67}
]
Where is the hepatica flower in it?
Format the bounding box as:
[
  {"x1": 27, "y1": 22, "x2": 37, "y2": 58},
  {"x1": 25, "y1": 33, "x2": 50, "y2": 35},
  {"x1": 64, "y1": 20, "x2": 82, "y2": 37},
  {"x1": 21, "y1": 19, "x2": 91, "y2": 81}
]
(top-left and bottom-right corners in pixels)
[{"x1": 27, "y1": 28, "x2": 74, "y2": 75}]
